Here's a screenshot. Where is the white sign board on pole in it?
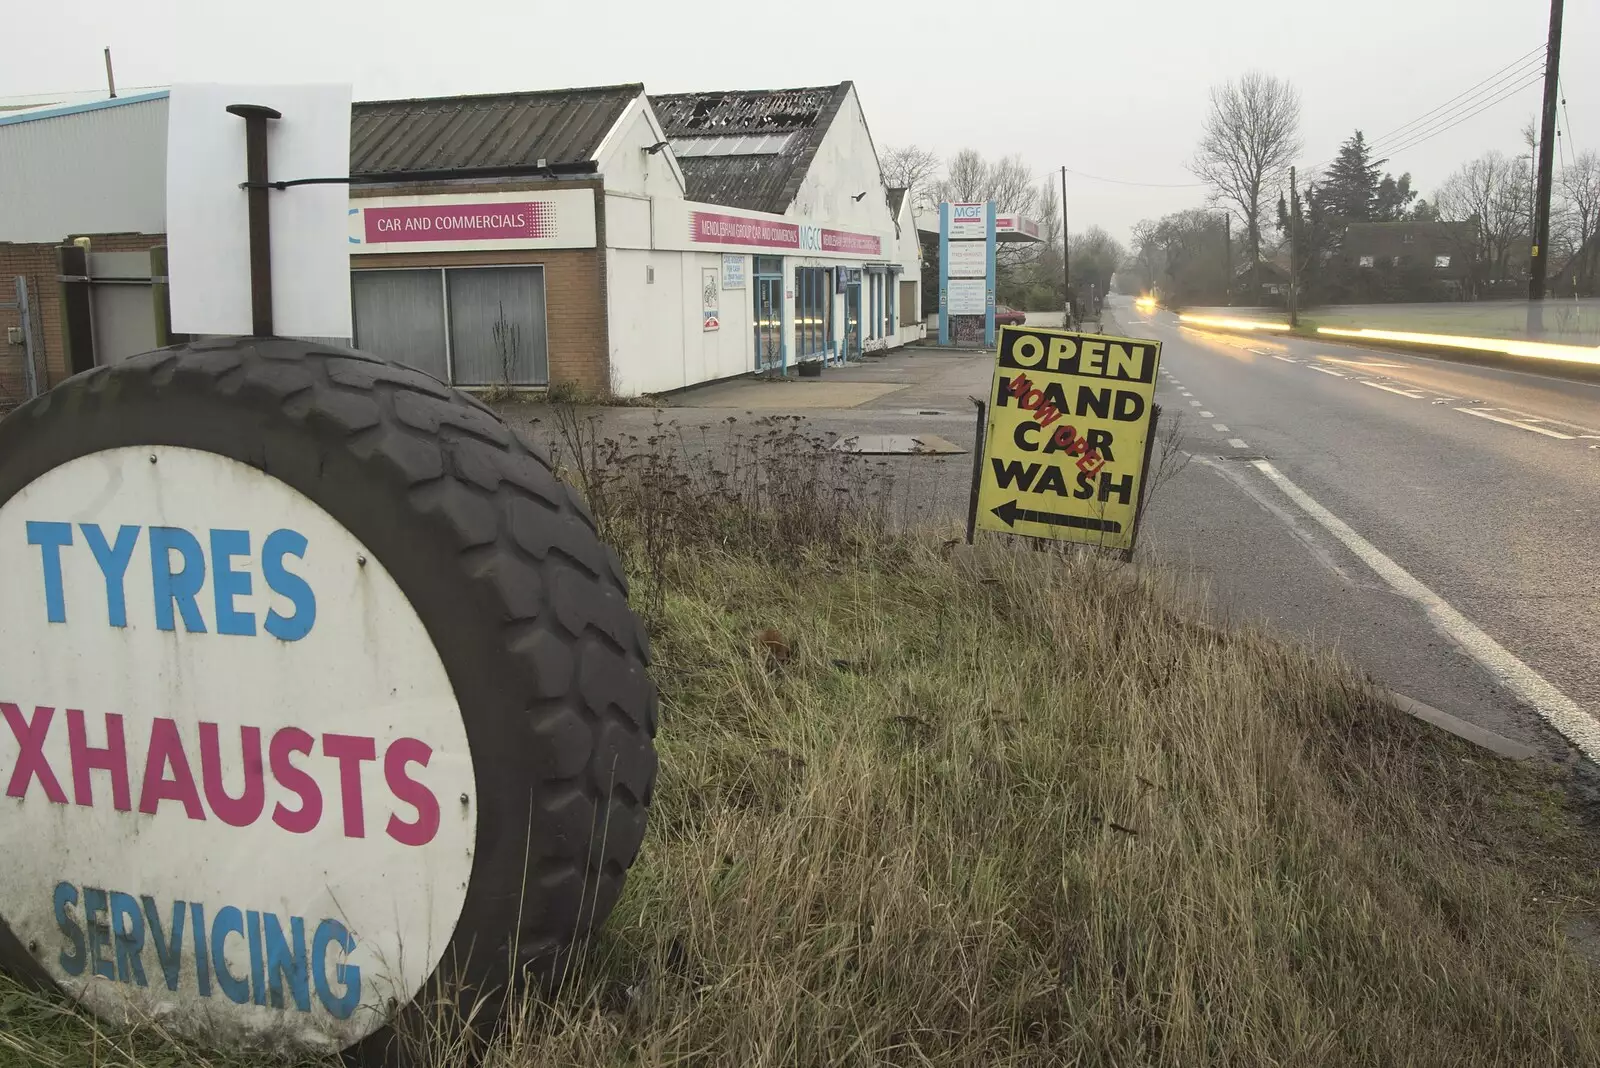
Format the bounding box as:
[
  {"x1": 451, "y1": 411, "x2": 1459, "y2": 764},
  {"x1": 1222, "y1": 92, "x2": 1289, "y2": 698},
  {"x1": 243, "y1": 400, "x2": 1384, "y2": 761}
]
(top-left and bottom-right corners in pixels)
[
  {"x1": 947, "y1": 202, "x2": 989, "y2": 240},
  {"x1": 946, "y1": 240, "x2": 988, "y2": 278},
  {"x1": 947, "y1": 278, "x2": 987, "y2": 315},
  {"x1": 166, "y1": 84, "x2": 353, "y2": 339}
]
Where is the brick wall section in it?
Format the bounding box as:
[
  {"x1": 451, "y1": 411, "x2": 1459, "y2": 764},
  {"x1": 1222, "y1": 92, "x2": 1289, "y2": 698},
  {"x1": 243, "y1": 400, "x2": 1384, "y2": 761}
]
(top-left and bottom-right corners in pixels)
[
  {"x1": 352, "y1": 178, "x2": 608, "y2": 392},
  {"x1": 0, "y1": 243, "x2": 55, "y2": 411},
  {"x1": 0, "y1": 232, "x2": 167, "y2": 404}
]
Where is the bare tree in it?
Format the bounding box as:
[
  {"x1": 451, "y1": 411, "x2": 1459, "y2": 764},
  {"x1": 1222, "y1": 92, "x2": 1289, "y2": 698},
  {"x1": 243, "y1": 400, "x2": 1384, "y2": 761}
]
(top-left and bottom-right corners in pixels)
[
  {"x1": 1037, "y1": 181, "x2": 1061, "y2": 251},
  {"x1": 1557, "y1": 151, "x2": 1600, "y2": 291},
  {"x1": 938, "y1": 148, "x2": 989, "y2": 203},
  {"x1": 1434, "y1": 151, "x2": 1531, "y2": 293},
  {"x1": 881, "y1": 144, "x2": 943, "y2": 212},
  {"x1": 931, "y1": 151, "x2": 1039, "y2": 215},
  {"x1": 1189, "y1": 72, "x2": 1301, "y2": 302},
  {"x1": 1129, "y1": 219, "x2": 1162, "y2": 292}
]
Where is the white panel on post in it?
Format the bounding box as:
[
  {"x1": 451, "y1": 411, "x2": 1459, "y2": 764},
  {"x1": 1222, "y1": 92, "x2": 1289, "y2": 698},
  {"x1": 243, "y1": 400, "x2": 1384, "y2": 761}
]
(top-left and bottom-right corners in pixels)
[{"x1": 166, "y1": 84, "x2": 353, "y2": 339}]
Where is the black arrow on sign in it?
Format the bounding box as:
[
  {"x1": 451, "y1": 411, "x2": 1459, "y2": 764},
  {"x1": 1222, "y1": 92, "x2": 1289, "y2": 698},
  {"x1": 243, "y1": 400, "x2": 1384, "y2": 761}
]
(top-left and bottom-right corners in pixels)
[{"x1": 991, "y1": 499, "x2": 1123, "y2": 533}]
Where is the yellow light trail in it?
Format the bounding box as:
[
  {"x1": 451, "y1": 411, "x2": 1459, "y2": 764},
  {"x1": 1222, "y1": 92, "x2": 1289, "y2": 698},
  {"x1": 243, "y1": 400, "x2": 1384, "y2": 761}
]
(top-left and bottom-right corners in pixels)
[
  {"x1": 1316, "y1": 327, "x2": 1600, "y2": 368},
  {"x1": 1177, "y1": 314, "x2": 1291, "y2": 332}
]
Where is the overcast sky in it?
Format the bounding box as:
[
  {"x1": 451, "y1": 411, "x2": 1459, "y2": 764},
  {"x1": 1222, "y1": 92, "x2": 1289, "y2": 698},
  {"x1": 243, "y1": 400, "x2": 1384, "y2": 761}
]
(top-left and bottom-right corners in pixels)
[{"x1": 6, "y1": 0, "x2": 1595, "y2": 244}]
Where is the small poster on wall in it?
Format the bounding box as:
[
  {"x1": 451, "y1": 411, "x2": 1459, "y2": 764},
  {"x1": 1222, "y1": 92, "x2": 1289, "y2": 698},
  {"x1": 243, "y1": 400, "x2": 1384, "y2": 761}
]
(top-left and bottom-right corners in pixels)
[
  {"x1": 722, "y1": 253, "x2": 746, "y2": 290},
  {"x1": 702, "y1": 268, "x2": 720, "y2": 330}
]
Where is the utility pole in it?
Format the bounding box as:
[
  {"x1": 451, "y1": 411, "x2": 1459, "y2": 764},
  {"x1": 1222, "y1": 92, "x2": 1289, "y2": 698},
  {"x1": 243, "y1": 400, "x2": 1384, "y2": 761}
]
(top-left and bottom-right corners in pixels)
[
  {"x1": 1528, "y1": 0, "x2": 1564, "y2": 324},
  {"x1": 1060, "y1": 166, "x2": 1071, "y2": 327},
  {"x1": 1287, "y1": 167, "x2": 1300, "y2": 328},
  {"x1": 1223, "y1": 214, "x2": 1232, "y2": 305}
]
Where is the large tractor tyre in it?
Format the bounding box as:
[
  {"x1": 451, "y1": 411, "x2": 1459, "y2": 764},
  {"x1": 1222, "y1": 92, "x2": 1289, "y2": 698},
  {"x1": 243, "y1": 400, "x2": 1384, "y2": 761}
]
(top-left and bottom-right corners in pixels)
[{"x1": 0, "y1": 338, "x2": 657, "y2": 1060}]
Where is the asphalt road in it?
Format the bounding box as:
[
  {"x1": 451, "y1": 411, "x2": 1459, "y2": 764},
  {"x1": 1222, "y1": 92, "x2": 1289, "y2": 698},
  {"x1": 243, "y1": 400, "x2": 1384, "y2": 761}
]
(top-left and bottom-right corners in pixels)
[
  {"x1": 1119, "y1": 296, "x2": 1600, "y2": 761},
  {"x1": 502, "y1": 304, "x2": 1600, "y2": 761}
]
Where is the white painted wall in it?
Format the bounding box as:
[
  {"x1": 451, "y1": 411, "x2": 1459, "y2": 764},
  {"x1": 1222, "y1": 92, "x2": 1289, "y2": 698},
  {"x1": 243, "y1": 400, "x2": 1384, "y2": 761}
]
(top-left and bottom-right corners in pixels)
[
  {"x1": 607, "y1": 248, "x2": 752, "y2": 395},
  {"x1": 790, "y1": 86, "x2": 890, "y2": 235},
  {"x1": 592, "y1": 95, "x2": 685, "y2": 201},
  {"x1": 605, "y1": 193, "x2": 651, "y2": 249},
  {"x1": 892, "y1": 195, "x2": 926, "y2": 345}
]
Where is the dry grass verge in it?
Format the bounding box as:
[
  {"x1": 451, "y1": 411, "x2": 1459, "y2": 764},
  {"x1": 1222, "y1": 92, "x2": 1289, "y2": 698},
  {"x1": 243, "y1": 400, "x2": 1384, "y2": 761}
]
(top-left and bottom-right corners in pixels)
[{"x1": 4, "y1": 423, "x2": 1600, "y2": 1067}]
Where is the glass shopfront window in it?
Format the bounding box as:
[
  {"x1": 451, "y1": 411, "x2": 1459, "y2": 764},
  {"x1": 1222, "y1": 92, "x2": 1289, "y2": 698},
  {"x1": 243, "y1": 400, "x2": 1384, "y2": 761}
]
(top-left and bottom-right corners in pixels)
[
  {"x1": 793, "y1": 266, "x2": 829, "y2": 361},
  {"x1": 353, "y1": 265, "x2": 549, "y2": 386}
]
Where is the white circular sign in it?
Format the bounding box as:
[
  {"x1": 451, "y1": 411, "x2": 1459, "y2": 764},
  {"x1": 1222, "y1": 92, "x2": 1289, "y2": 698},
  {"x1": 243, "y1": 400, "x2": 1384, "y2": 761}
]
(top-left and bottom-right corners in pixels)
[{"x1": 0, "y1": 446, "x2": 475, "y2": 1049}]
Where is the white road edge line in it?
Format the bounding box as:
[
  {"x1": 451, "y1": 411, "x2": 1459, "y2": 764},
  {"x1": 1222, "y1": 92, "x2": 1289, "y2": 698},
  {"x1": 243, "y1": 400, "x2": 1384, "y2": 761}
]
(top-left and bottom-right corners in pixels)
[
  {"x1": 1213, "y1": 423, "x2": 1230, "y2": 432},
  {"x1": 1455, "y1": 407, "x2": 1575, "y2": 440},
  {"x1": 1361, "y1": 381, "x2": 1425, "y2": 399},
  {"x1": 1227, "y1": 438, "x2": 1249, "y2": 449},
  {"x1": 1250, "y1": 459, "x2": 1600, "y2": 760},
  {"x1": 1308, "y1": 366, "x2": 1346, "y2": 377}
]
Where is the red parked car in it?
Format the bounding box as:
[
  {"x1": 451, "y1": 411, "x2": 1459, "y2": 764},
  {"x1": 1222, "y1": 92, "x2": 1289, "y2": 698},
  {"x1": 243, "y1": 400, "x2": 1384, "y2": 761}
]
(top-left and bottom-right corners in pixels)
[{"x1": 994, "y1": 305, "x2": 1027, "y2": 327}]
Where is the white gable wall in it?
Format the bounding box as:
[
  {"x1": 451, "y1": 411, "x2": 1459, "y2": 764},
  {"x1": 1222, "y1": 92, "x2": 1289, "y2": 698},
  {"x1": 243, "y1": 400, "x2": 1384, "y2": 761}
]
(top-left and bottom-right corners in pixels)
[{"x1": 789, "y1": 86, "x2": 893, "y2": 236}]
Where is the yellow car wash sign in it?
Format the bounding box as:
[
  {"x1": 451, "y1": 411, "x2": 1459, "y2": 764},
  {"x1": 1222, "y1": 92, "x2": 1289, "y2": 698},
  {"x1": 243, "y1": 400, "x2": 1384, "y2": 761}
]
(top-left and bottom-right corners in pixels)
[{"x1": 976, "y1": 326, "x2": 1163, "y2": 550}]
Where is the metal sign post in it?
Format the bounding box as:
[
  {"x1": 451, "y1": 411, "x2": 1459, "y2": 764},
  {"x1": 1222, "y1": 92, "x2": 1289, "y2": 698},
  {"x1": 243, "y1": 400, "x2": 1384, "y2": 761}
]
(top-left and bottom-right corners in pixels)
[{"x1": 224, "y1": 104, "x2": 282, "y2": 337}]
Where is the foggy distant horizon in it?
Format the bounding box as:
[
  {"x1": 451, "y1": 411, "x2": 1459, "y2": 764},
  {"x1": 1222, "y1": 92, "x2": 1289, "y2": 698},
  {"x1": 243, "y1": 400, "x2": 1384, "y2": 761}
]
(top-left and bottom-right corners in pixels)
[{"x1": 6, "y1": 1, "x2": 1594, "y2": 245}]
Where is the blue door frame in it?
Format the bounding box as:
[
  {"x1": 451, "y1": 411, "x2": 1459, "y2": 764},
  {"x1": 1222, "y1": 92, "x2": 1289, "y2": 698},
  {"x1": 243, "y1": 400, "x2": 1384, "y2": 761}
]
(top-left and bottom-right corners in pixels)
[{"x1": 753, "y1": 257, "x2": 785, "y2": 372}]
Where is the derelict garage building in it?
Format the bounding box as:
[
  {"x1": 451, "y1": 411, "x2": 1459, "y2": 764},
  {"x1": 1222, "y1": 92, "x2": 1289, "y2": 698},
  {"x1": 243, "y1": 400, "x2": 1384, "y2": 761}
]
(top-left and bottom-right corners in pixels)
[{"x1": 0, "y1": 80, "x2": 922, "y2": 404}]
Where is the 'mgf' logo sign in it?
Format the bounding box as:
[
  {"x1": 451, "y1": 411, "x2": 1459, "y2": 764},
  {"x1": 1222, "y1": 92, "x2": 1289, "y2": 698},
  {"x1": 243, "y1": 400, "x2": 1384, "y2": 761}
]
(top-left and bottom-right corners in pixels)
[{"x1": 953, "y1": 204, "x2": 984, "y2": 222}]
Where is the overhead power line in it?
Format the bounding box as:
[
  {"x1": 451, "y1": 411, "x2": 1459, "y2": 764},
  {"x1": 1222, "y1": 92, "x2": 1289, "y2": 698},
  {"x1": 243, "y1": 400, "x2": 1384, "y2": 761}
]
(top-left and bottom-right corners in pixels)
[
  {"x1": 1557, "y1": 76, "x2": 1576, "y2": 172},
  {"x1": 1056, "y1": 167, "x2": 1207, "y2": 190},
  {"x1": 1381, "y1": 71, "x2": 1546, "y2": 159},
  {"x1": 1363, "y1": 45, "x2": 1545, "y2": 157},
  {"x1": 1306, "y1": 44, "x2": 1545, "y2": 172}
]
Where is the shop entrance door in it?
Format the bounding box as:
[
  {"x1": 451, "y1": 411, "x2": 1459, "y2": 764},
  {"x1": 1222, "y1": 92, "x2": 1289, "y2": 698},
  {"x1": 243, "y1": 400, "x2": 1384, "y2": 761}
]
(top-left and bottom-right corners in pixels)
[
  {"x1": 844, "y1": 283, "x2": 861, "y2": 359},
  {"x1": 753, "y1": 257, "x2": 784, "y2": 371}
]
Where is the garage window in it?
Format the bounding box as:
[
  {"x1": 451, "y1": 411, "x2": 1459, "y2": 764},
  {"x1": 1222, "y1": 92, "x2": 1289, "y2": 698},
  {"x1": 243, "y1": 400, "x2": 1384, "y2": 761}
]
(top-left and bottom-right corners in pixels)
[{"x1": 351, "y1": 265, "x2": 549, "y2": 386}]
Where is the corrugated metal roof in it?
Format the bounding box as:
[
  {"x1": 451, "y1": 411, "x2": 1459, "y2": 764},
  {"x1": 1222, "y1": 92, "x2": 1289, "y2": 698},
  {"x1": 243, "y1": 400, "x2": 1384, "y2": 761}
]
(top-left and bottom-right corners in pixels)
[
  {"x1": 651, "y1": 83, "x2": 851, "y2": 215},
  {"x1": 350, "y1": 84, "x2": 641, "y2": 177},
  {"x1": 0, "y1": 89, "x2": 169, "y2": 128},
  {"x1": 0, "y1": 95, "x2": 167, "y2": 242}
]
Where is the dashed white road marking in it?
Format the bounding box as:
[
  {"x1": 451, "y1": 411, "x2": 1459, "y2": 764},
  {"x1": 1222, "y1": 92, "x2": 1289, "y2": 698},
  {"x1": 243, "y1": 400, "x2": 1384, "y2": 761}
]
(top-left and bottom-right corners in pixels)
[
  {"x1": 1227, "y1": 438, "x2": 1249, "y2": 449},
  {"x1": 1213, "y1": 423, "x2": 1231, "y2": 432},
  {"x1": 1189, "y1": 400, "x2": 1202, "y2": 406},
  {"x1": 1308, "y1": 366, "x2": 1346, "y2": 377},
  {"x1": 1361, "y1": 381, "x2": 1426, "y2": 399},
  {"x1": 1180, "y1": 390, "x2": 1193, "y2": 396},
  {"x1": 1455, "y1": 407, "x2": 1575, "y2": 440},
  {"x1": 1250, "y1": 459, "x2": 1600, "y2": 760},
  {"x1": 1268, "y1": 353, "x2": 1299, "y2": 363},
  {"x1": 1199, "y1": 410, "x2": 1214, "y2": 418}
]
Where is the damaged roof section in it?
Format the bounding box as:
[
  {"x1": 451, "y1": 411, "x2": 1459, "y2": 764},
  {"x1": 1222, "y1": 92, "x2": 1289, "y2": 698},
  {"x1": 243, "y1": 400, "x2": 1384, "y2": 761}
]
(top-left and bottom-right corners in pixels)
[
  {"x1": 350, "y1": 84, "x2": 641, "y2": 178},
  {"x1": 651, "y1": 82, "x2": 853, "y2": 214}
]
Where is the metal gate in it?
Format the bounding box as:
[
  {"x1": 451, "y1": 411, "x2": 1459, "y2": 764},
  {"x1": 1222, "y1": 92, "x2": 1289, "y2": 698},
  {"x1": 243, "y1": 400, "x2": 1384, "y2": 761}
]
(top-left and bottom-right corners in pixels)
[{"x1": 0, "y1": 276, "x2": 44, "y2": 412}]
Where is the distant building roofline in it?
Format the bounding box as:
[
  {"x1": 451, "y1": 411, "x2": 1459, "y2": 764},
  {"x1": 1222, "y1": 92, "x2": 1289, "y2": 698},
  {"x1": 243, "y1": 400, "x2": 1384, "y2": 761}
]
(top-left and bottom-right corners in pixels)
[{"x1": 0, "y1": 89, "x2": 168, "y2": 128}]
